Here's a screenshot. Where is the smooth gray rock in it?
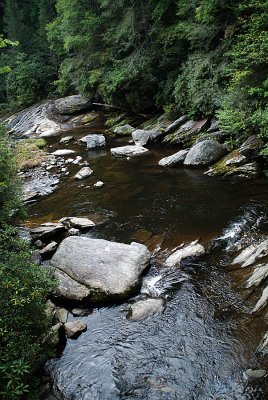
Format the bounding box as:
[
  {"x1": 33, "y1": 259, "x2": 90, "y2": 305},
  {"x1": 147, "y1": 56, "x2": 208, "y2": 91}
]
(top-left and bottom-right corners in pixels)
[
  {"x1": 30, "y1": 223, "x2": 65, "y2": 240},
  {"x1": 74, "y1": 167, "x2": 93, "y2": 180},
  {"x1": 184, "y1": 140, "x2": 226, "y2": 167},
  {"x1": 111, "y1": 145, "x2": 149, "y2": 158},
  {"x1": 52, "y1": 149, "x2": 75, "y2": 156},
  {"x1": 64, "y1": 321, "x2": 87, "y2": 338},
  {"x1": 128, "y1": 298, "x2": 165, "y2": 320},
  {"x1": 55, "y1": 95, "x2": 90, "y2": 115},
  {"x1": 79, "y1": 134, "x2": 106, "y2": 149},
  {"x1": 113, "y1": 124, "x2": 135, "y2": 135},
  {"x1": 165, "y1": 240, "x2": 205, "y2": 267},
  {"x1": 158, "y1": 150, "x2": 189, "y2": 167},
  {"x1": 50, "y1": 237, "x2": 151, "y2": 302}
]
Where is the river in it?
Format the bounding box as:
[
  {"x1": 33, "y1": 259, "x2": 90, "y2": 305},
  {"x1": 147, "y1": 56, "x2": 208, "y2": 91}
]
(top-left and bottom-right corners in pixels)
[{"x1": 25, "y1": 113, "x2": 268, "y2": 399}]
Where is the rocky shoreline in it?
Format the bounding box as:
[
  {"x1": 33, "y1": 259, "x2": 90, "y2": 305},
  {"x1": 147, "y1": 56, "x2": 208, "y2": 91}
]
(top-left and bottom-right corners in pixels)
[{"x1": 3, "y1": 95, "x2": 268, "y2": 399}]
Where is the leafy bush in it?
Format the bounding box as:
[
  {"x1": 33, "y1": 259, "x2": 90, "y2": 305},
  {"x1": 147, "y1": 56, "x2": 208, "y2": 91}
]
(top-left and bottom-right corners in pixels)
[{"x1": 0, "y1": 124, "x2": 55, "y2": 399}]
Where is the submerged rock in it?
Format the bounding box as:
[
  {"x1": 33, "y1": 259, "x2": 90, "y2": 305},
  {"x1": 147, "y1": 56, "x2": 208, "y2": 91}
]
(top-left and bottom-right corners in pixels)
[
  {"x1": 64, "y1": 321, "x2": 87, "y2": 338},
  {"x1": 50, "y1": 237, "x2": 150, "y2": 303},
  {"x1": 111, "y1": 145, "x2": 149, "y2": 158},
  {"x1": 74, "y1": 167, "x2": 93, "y2": 180},
  {"x1": 158, "y1": 150, "x2": 189, "y2": 167},
  {"x1": 128, "y1": 298, "x2": 165, "y2": 320},
  {"x1": 79, "y1": 134, "x2": 106, "y2": 149},
  {"x1": 184, "y1": 140, "x2": 227, "y2": 168},
  {"x1": 55, "y1": 95, "x2": 90, "y2": 115},
  {"x1": 245, "y1": 369, "x2": 266, "y2": 379},
  {"x1": 165, "y1": 240, "x2": 205, "y2": 267}
]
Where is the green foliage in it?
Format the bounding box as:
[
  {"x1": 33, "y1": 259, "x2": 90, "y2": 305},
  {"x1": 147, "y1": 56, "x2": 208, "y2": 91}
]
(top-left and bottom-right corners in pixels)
[
  {"x1": 0, "y1": 124, "x2": 22, "y2": 225},
  {"x1": 0, "y1": 124, "x2": 55, "y2": 399},
  {"x1": 0, "y1": 229, "x2": 55, "y2": 399}
]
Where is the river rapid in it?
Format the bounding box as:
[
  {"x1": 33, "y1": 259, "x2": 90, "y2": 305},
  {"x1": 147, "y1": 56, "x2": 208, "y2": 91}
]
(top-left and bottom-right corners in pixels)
[{"x1": 25, "y1": 114, "x2": 268, "y2": 399}]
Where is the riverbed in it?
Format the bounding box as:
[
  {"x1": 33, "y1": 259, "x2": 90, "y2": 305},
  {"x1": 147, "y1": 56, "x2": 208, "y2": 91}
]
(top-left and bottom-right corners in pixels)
[{"x1": 25, "y1": 114, "x2": 268, "y2": 399}]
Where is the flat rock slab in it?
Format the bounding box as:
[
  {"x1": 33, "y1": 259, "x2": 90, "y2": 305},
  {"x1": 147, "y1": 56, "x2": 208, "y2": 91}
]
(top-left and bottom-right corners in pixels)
[
  {"x1": 30, "y1": 223, "x2": 65, "y2": 240},
  {"x1": 128, "y1": 298, "x2": 165, "y2": 320},
  {"x1": 165, "y1": 240, "x2": 205, "y2": 267},
  {"x1": 158, "y1": 150, "x2": 188, "y2": 167},
  {"x1": 50, "y1": 237, "x2": 150, "y2": 303},
  {"x1": 52, "y1": 149, "x2": 75, "y2": 156},
  {"x1": 74, "y1": 167, "x2": 93, "y2": 180},
  {"x1": 60, "y1": 217, "x2": 95, "y2": 229},
  {"x1": 111, "y1": 145, "x2": 149, "y2": 158},
  {"x1": 79, "y1": 134, "x2": 106, "y2": 149}
]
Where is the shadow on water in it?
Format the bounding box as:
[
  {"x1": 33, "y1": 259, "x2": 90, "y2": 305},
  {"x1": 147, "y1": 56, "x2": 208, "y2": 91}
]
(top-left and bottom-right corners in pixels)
[{"x1": 26, "y1": 114, "x2": 268, "y2": 399}]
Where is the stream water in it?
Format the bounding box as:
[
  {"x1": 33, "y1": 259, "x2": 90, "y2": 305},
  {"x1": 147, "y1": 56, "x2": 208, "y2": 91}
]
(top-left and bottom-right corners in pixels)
[{"x1": 26, "y1": 114, "x2": 268, "y2": 399}]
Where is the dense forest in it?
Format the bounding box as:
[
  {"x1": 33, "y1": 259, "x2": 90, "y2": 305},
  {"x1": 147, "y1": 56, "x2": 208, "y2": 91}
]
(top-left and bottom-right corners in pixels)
[{"x1": 0, "y1": 0, "x2": 268, "y2": 147}]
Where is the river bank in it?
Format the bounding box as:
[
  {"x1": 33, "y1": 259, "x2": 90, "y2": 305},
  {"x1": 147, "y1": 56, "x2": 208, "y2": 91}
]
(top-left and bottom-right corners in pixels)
[{"x1": 3, "y1": 96, "x2": 268, "y2": 399}]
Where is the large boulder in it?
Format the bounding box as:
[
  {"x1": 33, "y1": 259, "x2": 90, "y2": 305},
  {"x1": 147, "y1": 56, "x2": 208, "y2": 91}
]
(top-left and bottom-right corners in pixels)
[
  {"x1": 184, "y1": 140, "x2": 227, "y2": 167},
  {"x1": 111, "y1": 145, "x2": 149, "y2": 158},
  {"x1": 239, "y1": 135, "x2": 263, "y2": 159},
  {"x1": 50, "y1": 237, "x2": 151, "y2": 302},
  {"x1": 4, "y1": 100, "x2": 62, "y2": 137},
  {"x1": 113, "y1": 124, "x2": 135, "y2": 136},
  {"x1": 79, "y1": 134, "x2": 106, "y2": 149},
  {"x1": 158, "y1": 150, "x2": 189, "y2": 167},
  {"x1": 55, "y1": 95, "x2": 90, "y2": 115}
]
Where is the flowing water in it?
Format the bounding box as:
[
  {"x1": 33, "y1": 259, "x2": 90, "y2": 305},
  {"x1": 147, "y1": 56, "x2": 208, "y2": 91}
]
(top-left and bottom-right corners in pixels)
[{"x1": 26, "y1": 114, "x2": 268, "y2": 399}]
